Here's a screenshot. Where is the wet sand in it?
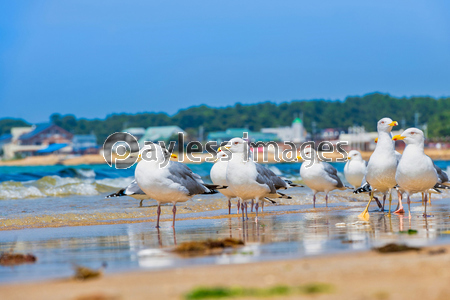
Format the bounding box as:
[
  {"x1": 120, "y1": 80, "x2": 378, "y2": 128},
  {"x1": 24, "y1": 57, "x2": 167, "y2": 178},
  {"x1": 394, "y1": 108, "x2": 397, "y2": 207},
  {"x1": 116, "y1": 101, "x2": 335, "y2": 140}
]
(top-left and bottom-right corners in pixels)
[
  {"x1": 1, "y1": 190, "x2": 450, "y2": 299},
  {"x1": 1, "y1": 243, "x2": 450, "y2": 300}
]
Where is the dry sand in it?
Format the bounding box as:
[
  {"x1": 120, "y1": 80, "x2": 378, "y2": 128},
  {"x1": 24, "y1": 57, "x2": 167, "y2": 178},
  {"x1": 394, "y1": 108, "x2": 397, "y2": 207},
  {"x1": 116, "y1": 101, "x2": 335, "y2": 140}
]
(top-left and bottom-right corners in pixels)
[
  {"x1": 1, "y1": 148, "x2": 450, "y2": 166},
  {"x1": 1, "y1": 244, "x2": 450, "y2": 300}
]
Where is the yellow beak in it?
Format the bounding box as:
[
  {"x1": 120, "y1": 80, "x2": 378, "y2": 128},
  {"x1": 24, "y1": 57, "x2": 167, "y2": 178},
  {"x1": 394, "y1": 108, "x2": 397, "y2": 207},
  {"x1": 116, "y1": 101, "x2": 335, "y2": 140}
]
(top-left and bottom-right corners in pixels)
[
  {"x1": 171, "y1": 153, "x2": 178, "y2": 158},
  {"x1": 388, "y1": 121, "x2": 398, "y2": 127},
  {"x1": 374, "y1": 138, "x2": 378, "y2": 143},
  {"x1": 296, "y1": 155, "x2": 303, "y2": 161},
  {"x1": 347, "y1": 156, "x2": 351, "y2": 160},
  {"x1": 392, "y1": 135, "x2": 405, "y2": 141}
]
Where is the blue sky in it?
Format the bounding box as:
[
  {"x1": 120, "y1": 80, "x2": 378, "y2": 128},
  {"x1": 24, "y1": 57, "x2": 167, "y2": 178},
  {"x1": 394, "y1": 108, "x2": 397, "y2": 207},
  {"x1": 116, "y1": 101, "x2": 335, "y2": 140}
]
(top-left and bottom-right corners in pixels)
[{"x1": 1, "y1": 1, "x2": 449, "y2": 123}]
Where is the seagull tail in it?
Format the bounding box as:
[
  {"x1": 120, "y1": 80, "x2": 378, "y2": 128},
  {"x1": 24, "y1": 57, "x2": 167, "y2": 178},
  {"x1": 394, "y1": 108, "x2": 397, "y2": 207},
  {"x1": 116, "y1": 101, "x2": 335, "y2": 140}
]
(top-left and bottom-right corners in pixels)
[
  {"x1": 263, "y1": 197, "x2": 277, "y2": 204},
  {"x1": 353, "y1": 182, "x2": 371, "y2": 194},
  {"x1": 276, "y1": 192, "x2": 292, "y2": 199},
  {"x1": 203, "y1": 184, "x2": 227, "y2": 190},
  {"x1": 432, "y1": 188, "x2": 442, "y2": 194},
  {"x1": 434, "y1": 183, "x2": 450, "y2": 190},
  {"x1": 284, "y1": 180, "x2": 305, "y2": 188},
  {"x1": 105, "y1": 188, "x2": 126, "y2": 198}
]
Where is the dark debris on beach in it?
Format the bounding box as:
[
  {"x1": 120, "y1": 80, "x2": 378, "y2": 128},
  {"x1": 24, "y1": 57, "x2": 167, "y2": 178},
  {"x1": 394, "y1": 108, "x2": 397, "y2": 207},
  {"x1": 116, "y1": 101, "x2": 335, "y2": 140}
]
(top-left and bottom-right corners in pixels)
[
  {"x1": 0, "y1": 252, "x2": 37, "y2": 266},
  {"x1": 373, "y1": 243, "x2": 421, "y2": 253},
  {"x1": 173, "y1": 238, "x2": 245, "y2": 257}
]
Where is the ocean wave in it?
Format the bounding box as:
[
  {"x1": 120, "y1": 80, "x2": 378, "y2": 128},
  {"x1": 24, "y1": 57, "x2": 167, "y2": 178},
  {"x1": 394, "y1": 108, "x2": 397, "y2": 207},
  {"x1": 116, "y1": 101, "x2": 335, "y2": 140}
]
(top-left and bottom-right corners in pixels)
[{"x1": 0, "y1": 175, "x2": 135, "y2": 200}]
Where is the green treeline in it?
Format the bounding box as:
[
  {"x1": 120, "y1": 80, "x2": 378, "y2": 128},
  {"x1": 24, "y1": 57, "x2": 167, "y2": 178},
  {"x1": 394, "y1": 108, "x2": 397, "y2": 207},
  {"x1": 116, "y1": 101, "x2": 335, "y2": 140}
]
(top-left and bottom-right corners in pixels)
[{"x1": 1, "y1": 93, "x2": 449, "y2": 142}]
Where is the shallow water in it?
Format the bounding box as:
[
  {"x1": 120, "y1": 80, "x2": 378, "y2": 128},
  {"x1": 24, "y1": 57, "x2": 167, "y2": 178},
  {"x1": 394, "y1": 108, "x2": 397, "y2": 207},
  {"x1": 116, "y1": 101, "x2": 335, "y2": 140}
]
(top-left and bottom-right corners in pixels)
[
  {"x1": 1, "y1": 198, "x2": 450, "y2": 284},
  {"x1": 1, "y1": 161, "x2": 450, "y2": 284}
]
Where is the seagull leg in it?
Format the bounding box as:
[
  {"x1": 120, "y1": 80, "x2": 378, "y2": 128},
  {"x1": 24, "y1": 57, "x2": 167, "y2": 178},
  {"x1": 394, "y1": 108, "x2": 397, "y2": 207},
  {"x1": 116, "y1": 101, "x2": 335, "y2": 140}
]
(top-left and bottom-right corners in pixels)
[
  {"x1": 359, "y1": 192, "x2": 373, "y2": 220},
  {"x1": 255, "y1": 199, "x2": 259, "y2": 223},
  {"x1": 429, "y1": 192, "x2": 432, "y2": 206},
  {"x1": 245, "y1": 202, "x2": 248, "y2": 220},
  {"x1": 382, "y1": 194, "x2": 386, "y2": 211},
  {"x1": 374, "y1": 196, "x2": 382, "y2": 210},
  {"x1": 237, "y1": 199, "x2": 241, "y2": 214},
  {"x1": 313, "y1": 194, "x2": 316, "y2": 208},
  {"x1": 172, "y1": 204, "x2": 177, "y2": 228},
  {"x1": 407, "y1": 195, "x2": 412, "y2": 219},
  {"x1": 424, "y1": 193, "x2": 428, "y2": 217},
  {"x1": 228, "y1": 198, "x2": 231, "y2": 215},
  {"x1": 325, "y1": 193, "x2": 328, "y2": 207},
  {"x1": 251, "y1": 199, "x2": 254, "y2": 212},
  {"x1": 421, "y1": 193, "x2": 424, "y2": 206},
  {"x1": 140, "y1": 199, "x2": 144, "y2": 207},
  {"x1": 394, "y1": 191, "x2": 404, "y2": 214},
  {"x1": 156, "y1": 203, "x2": 161, "y2": 228},
  {"x1": 388, "y1": 190, "x2": 392, "y2": 215},
  {"x1": 241, "y1": 203, "x2": 245, "y2": 221},
  {"x1": 261, "y1": 201, "x2": 265, "y2": 212}
]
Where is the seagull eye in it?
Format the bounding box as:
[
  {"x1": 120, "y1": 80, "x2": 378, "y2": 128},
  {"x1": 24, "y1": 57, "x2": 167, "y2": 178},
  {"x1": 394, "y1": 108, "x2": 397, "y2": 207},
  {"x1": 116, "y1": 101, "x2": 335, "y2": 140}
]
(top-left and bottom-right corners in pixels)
[
  {"x1": 234, "y1": 142, "x2": 239, "y2": 145},
  {"x1": 410, "y1": 132, "x2": 415, "y2": 135},
  {"x1": 380, "y1": 121, "x2": 384, "y2": 124}
]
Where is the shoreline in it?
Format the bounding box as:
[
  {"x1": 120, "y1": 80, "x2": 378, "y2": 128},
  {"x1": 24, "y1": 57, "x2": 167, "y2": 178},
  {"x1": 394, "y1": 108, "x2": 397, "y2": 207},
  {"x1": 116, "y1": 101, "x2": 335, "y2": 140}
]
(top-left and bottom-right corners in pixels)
[
  {"x1": 1, "y1": 244, "x2": 450, "y2": 299},
  {"x1": 1, "y1": 148, "x2": 450, "y2": 166}
]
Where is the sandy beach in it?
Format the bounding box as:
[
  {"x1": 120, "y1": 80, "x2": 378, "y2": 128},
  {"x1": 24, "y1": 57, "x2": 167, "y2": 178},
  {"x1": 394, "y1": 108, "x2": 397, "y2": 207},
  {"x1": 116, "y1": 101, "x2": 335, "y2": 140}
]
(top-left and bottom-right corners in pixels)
[
  {"x1": 1, "y1": 148, "x2": 450, "y2": 166},
  {"x1": 1, "y1": 243, "x2": 450, "y2": 300}
]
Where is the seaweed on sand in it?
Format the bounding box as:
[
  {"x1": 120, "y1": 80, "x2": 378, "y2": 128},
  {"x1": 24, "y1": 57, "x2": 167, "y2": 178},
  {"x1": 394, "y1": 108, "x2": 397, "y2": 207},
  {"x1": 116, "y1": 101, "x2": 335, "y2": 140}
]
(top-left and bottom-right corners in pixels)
[
  {"x1": 0, "y1": 241, "x2": 37, "y2": 266},
  {"x1": 184, "y1": 283, "x2": 334, "y2": 299},
  {"x1": 374, "y1": 243, "x2": 421, "y2": 253},
  {"x1": 173, "y1": 238, "x2": 244, "y2": 257}
]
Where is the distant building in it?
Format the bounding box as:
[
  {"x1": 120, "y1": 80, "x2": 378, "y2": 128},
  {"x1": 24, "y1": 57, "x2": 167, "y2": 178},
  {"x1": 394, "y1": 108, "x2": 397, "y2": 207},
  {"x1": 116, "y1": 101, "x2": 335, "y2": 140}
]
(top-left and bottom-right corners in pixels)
[
  {"x1": 339, "y1": 128, "x2": 403, "y2": 151},
  {"x1": 261, "y1": 118, "x2": 307, "y2": 143},
  {"x1": 139, "y1": 126, "x2": 186, "y2": 147},
  {"x1": 2, "y1": 124, "x2": 73, "y2": 159},
  {"x1": 207, "y1": 128, "x2": 278, "y2": 144},
  {"x1": 123, "y1": 127, "x2": 146, "y2": 140},
  {"x1": 72, "y1": 134, "x2": 98, "y2": 154},
  {"x1": 19, "y1": 124, "x2": 73, "y2": 146}
]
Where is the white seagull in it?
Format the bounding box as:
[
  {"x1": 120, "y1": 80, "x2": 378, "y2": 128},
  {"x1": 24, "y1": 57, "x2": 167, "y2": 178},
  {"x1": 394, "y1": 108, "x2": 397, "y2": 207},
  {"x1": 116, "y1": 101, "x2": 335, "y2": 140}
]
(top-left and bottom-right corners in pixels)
[
  {"x1": 344, "y1": 150, "x2": 367, "y2": 188},
  {"x1": 393, "y1": 128, "x2": 438, "y2": 217},
  {"x1": 225, "y1": 137, "x2": 293, "y2": 221},
  {"x1": 135, "y1": 143, "x2": 222, "y2": 228},
  {"x1": 359, "y1": 117, "x2": 398, "y2": 219},
  {"x1": 210, "y1": 150, "x2": 241, "y2": 214},
  {"x1": 105, "y1": 179, "x2": 151, "y2": 207},
  {"x1": 299, "y1": 146, "x2": 348, "y2": 208}
]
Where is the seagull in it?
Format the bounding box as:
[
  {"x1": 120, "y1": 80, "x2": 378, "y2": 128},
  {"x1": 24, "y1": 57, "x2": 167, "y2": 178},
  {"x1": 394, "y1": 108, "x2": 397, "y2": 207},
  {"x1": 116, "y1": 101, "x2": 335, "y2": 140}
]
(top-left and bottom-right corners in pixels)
[
  {"x1": 359, "y1": 118, "x2": 398, "y2": 219},
  {"x1": 135, "y1": 143, "x2": 224, "y2": 228},
  {"x1": 344, "y1": 150, "x2": 366, "y2": 188},
  {"x1": 105, "y1": 179, "x2": 151, "y2": 207},
  {"x1": 299, "y1": 146, "x2": 349, "y2": 208},
  {"x1": 393, "y1": 128, "x2": 439, "y2": 217},
  {"x1": 210, "y1": 150, "x2": 241, "y2": 214},
  {"x1": 225, "y1": 137, "x2": 293, "y2": 222}
]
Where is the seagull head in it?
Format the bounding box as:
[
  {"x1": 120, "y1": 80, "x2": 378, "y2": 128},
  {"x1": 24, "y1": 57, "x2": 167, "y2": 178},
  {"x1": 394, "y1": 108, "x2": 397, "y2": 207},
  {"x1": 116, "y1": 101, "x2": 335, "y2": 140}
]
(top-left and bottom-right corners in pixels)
[
  {"x1": 224, "y1": 137, "x2": 246, "y2": 153},
  {"x1": 141, "y1": 143, "x2": 176, "y2": 162},
  {"x1": 377, "y1": 117, "x2": 398, "y2": 133},
  {"x1": 347, "y1": 150, "x2": 363, "y2": 161},
  {"x1": 298, "y1": 145, "x2": 317, "y2": 161},
  {"x1": 392, "y1": 128, "x2": 424, "y2": 145},
  {"x1": 214, "y1": 150, "x2": 230, "y2": 162}
]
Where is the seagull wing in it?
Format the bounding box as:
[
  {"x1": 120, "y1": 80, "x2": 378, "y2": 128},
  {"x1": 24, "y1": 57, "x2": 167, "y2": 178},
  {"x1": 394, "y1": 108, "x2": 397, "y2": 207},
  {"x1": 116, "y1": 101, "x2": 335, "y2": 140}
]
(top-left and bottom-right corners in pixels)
[{"x1": 167, "y1": 161, "x2": 210, "y2": 196}]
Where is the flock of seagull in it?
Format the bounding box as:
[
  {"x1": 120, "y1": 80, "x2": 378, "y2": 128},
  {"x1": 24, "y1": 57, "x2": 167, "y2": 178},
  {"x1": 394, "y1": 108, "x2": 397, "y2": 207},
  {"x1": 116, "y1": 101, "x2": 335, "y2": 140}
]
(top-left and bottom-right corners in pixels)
[{"x1": 107, "y1": 117, "x2": 450, "y2": 227}]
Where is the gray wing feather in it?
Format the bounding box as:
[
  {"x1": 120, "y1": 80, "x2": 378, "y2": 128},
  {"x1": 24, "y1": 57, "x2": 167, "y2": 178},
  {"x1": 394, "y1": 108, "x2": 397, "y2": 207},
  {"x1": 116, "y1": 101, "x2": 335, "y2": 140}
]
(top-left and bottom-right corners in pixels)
[
  {"x1": 125, "y1": 180, "x2": 146, "y2": 195},
  {"x1": 167, "y1": 162, "x2": 209, "y2": 195},
  {"x1": 255, "y1": 163, "x2": 288, "y2": 193},
  {"x1": 322, "y1": 162, "x2": 344, "y2": 188},
  {"x1": 434, "y1": 163, "x2": 449, "y2": 184}
]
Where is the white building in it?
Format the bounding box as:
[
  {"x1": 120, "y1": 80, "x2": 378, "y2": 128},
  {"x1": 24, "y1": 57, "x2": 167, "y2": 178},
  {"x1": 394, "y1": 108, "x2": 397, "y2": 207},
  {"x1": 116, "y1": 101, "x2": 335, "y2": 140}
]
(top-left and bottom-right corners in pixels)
[{"x1": 262, "y1": 118, "x2": 307, "y2": 143}]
